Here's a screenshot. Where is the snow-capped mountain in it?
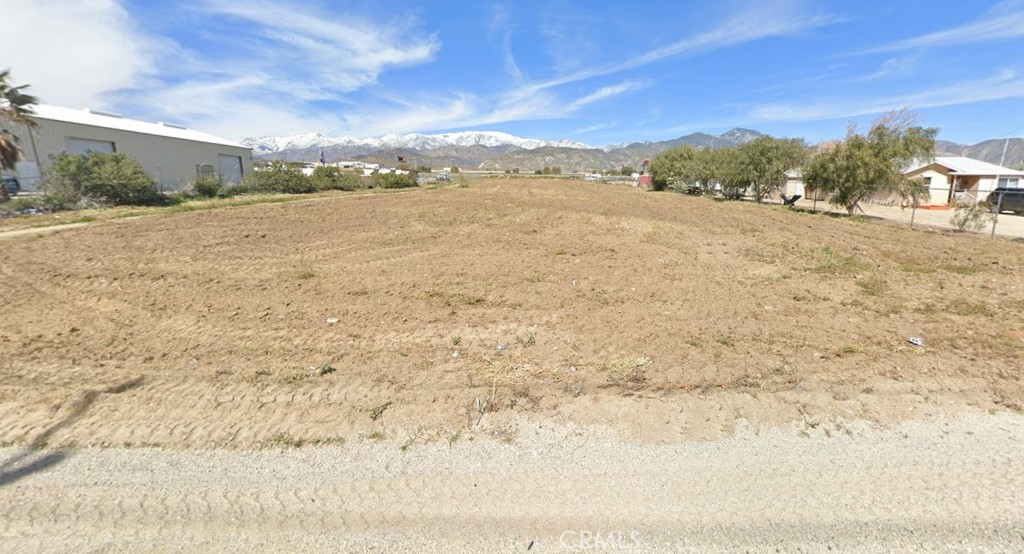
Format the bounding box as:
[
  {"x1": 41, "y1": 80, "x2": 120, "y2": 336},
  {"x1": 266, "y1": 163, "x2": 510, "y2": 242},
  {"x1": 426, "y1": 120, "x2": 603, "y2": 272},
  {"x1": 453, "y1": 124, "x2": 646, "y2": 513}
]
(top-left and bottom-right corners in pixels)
[
  {"x1": 243, "y1": 127, "x2": 771, "y2": 172},
  {"x1": 242, "y1": 131, "x2": 593, "y2": 156}
]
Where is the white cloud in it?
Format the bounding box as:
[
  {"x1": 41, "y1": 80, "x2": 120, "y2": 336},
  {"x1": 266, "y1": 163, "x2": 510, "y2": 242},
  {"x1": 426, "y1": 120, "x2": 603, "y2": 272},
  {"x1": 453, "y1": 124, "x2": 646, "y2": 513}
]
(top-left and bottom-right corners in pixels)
[
  {"x1": 0, "y1": 0, "x2": 158, "y2": 108},
  {"x1": 569, "y1": 80, "x2": 652, "y2": 110},
  {"x1": 859, "y1": 1, "x2": 1024, "y2": 53},
  {"x1": 521, "y1": 5, "x2": 841, "y2": 95},
  {"x1": 746, "y1": 70, "x2": 1024, "y2": 122}
]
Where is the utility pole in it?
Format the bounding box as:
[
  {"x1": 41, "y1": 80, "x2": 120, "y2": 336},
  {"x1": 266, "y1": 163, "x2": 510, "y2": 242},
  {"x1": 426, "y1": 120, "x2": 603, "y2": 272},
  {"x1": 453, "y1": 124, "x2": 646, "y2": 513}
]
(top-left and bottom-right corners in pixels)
[{"x1": 990, "y1": 137, "x2": 1011, "y2": 238}]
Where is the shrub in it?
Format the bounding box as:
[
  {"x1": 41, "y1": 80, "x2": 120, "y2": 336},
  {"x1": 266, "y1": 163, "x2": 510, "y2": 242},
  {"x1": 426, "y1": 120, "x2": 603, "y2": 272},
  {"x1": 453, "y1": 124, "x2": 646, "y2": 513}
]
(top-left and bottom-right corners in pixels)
[
  {"x1": 44, "y1": 152, "x2": 164, "y2": 207},
  {"x1": 247, "y1": 162, "x2": 315, "y2": 194},
  {"x1": 950, "y1": 201, "x2": 990, "y2": 232},
  {"x1": 192, "y1": 176, "x2": 222, "y2": 198},
  {"x1": 372, "y1": 172, "x2": 418, "y2": 189},
  {"x1": 0, "y1": 196, "x2": 44, "y2": 213},
  {"x1": 219, "y1": 183, "x2": 260, "y2": 197},
  {"x1": 310, "y1": 166, "x2": 365, "y2": 191}
]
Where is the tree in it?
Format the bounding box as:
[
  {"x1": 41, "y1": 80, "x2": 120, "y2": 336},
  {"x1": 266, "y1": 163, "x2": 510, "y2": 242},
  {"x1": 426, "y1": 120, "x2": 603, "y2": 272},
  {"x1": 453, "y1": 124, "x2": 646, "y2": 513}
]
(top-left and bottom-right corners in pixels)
[
  {"x1": 649, "y1": 145, "x2": 698, "y2": 191},
  {"x1": 0, "y1": 69, "x2": 38, "y2": 203},
  {"x1": 805, "y1": 110, "x2": 936, "y2": 215},
  {"x1": 727, "y1": 136, "x2": 808, "y2": 202}
]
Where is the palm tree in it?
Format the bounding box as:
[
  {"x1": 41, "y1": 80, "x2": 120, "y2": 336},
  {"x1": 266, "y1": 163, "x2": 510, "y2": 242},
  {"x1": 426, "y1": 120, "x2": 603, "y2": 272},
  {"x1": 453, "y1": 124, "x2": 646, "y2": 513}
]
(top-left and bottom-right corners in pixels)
[{"x1": 1, "y1": 69, "x2": 39, "y2": 202}]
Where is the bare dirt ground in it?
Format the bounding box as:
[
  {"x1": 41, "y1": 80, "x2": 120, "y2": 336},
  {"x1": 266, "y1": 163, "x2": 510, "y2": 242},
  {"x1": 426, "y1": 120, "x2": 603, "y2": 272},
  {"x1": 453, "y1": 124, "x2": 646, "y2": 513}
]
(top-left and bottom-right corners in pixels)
[
  {"x1": 0, "y1": 179, "x2": 1022, "y2": 449},
  {"x1": 2, "y1": 411, "x2": 1023, "y2": 553}
]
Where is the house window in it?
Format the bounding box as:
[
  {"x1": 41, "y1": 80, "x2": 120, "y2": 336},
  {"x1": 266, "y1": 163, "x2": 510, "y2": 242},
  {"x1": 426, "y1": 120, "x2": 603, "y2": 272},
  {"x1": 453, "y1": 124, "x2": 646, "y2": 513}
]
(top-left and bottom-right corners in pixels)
[{"x1": 997, "y1": 177, "x2": 1020, "y2": 188}]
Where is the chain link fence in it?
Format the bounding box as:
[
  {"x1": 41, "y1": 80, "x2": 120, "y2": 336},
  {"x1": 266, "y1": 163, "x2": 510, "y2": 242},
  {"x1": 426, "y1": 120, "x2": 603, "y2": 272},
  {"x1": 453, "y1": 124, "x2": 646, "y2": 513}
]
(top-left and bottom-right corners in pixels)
[{"x1": 762, "y1": 183, "x2": 1022, "y2": 238}]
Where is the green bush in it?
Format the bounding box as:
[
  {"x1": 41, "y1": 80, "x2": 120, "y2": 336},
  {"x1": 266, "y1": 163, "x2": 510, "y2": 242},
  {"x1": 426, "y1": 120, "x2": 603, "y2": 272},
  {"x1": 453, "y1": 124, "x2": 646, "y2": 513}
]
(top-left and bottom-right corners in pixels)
[
  {"x1": 372, "y1": 172, "x2": 418, "y2": 189},
  {"x1": 247, "y1": 162, "x2": 315, "y2": 194},
  {"x1": 310, "y1": 166, "x2": 365, "y2": 191},
  {"x1": 0, "y1": 196, "x2": 43, "y2": 212},
  {"x1": 43, "y1": 152, "x2": 164, "y2": 207},
  {"x1": 192, "y1": 176, "x2": 222, "y2": 198},
  {"x1": 220, "y1": 183, "x2": 260, "y2": 197}
]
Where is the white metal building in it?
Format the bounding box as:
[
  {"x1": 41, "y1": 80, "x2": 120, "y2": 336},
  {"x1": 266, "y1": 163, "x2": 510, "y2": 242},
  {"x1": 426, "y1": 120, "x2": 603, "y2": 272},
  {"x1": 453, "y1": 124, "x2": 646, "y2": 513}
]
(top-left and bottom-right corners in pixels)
[{"x1": 1, "y1": 104, "x2": 253, "y2": 192}]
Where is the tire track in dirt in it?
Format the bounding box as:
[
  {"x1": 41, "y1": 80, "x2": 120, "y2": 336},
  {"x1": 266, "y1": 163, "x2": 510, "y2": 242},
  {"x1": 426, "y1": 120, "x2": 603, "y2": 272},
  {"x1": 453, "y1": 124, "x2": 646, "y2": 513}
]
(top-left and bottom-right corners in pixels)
[{"x1": 1, "y1": 413, "x2": 1023, "y2": 551}]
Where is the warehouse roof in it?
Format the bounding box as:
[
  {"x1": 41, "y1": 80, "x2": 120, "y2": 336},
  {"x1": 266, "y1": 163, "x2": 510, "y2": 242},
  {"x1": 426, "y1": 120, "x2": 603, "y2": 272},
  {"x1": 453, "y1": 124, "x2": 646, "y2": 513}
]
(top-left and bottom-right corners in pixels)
[{"x1": 30, "y1": 104, "x2": 247, "y2": 149}]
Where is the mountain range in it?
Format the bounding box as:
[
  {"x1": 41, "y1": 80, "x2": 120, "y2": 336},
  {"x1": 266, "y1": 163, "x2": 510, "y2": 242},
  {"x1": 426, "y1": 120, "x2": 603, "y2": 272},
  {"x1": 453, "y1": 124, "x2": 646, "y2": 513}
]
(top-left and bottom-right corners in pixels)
[{"x1": 242, "y1": 129, "x2": 1024, "y2": 173}]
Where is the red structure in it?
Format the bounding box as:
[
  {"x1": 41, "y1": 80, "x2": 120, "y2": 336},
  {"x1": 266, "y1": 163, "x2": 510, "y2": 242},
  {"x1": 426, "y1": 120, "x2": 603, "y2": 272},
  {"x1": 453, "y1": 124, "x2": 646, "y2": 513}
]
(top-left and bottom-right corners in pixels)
[{"x1": 637, "y1": 159, "x2": 652, "y2": 190}]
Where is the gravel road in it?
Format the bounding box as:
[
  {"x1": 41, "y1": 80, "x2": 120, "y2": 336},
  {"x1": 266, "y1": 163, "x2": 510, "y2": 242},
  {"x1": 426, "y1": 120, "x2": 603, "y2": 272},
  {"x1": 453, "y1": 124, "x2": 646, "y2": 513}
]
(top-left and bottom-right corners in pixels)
[{"x1": 2, "y1": 411, "x2": 1023, "y2": 553}]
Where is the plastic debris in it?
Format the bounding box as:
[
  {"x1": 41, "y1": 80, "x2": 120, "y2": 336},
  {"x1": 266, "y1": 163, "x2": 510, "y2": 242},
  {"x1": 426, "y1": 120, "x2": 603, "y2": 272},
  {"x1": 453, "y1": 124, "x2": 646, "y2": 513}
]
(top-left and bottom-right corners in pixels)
[
  {"x1": 496, "y1": 344, "x2": 508, "y2": 351},
  {"x1": 326, "y1": 317, "x2": 339, "y2": 325},
  {"x1": 908, "y1": 336, "x2": 924, "y2": 347}
]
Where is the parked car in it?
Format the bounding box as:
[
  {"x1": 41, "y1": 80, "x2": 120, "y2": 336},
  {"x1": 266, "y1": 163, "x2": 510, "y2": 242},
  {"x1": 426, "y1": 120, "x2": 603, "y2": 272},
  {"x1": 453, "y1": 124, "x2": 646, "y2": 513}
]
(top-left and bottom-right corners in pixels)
[
  {"x1": 984, "y1": 187, "x2": 1024, "y2": 215},
  {"x1": 2, "y1": 176, "x2": 20, "y2": 197}
]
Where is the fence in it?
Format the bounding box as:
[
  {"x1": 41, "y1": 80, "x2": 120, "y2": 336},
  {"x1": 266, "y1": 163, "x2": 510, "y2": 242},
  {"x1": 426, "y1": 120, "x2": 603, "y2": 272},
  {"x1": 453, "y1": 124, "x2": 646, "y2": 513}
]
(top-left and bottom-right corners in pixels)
[{"x1": 764, "y1": 183, "x2": 1018, "y2": 238}]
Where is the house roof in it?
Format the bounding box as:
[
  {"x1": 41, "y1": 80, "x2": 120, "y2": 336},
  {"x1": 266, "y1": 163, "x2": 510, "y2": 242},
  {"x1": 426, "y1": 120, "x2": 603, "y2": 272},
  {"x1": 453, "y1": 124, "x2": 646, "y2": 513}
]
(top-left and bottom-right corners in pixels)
[
  {"x1": 29, "y1": 104, "x2": 247, "y2": 149},
  {"x1": 910, "y1": 156, "x2": 1024, "y2": 176}
]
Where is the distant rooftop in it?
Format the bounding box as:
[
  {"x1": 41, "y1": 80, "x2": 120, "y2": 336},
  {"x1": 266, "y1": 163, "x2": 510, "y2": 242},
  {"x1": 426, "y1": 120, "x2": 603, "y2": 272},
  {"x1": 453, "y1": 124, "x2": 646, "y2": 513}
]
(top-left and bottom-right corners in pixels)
[{"x1": 29, "y1": 104, "x2": 246, "y2": 149}]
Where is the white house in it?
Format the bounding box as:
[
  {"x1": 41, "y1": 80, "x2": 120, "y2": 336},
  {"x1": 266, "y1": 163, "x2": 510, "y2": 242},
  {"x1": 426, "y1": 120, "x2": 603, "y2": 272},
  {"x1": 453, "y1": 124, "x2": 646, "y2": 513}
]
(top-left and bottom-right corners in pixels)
[
  {"x1": 784, "y1": 156, "x2": 1023, "y2": 206},
  {"x1": 1, "y1": 104, "x2": 253, "y2": 192},
  {"x1": 904, "y1": 156, "x2": 1023, "y2": 206}
]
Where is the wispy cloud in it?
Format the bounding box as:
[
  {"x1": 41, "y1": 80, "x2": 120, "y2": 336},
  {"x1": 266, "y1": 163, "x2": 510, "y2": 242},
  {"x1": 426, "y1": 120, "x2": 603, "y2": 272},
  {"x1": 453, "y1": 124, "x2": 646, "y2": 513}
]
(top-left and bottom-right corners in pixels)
[
  {"x1": 122, "y1": 0, "x2": 443, "y2": 137},
  {"x1": 569, "y1": 80, "x2": 652, "y2": 110},
  {"x1": 858, "y1": 1, "x2": 1024, "y2": 53},
  {"x1": 747, "y1": 69, "x2": 1024, "y2": 122},
  {"x1": 521, "y1": 6, "x2": 841, "y2": 96},
  {"x1": 847, "y1": 57, "x2": 915, "y2": 82},
  {"x1": 0, "y1": 0, "x2": 160, "y2": 108}
]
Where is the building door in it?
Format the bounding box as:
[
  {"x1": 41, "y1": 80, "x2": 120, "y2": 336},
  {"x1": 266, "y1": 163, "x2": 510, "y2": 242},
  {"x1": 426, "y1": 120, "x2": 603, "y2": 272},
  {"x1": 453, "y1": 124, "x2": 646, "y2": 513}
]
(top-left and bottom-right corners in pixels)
[{"x1": 218, "y1": 154, "x2": 243, "y2": 184}]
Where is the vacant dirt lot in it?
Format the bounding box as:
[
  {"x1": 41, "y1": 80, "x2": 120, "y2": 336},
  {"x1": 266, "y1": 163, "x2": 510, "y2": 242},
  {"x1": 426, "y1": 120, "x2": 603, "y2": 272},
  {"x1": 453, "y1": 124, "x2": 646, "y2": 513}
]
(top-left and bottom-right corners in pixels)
[{"x1": 1, "y1": 179, "x2": 1021, "y2": 447}]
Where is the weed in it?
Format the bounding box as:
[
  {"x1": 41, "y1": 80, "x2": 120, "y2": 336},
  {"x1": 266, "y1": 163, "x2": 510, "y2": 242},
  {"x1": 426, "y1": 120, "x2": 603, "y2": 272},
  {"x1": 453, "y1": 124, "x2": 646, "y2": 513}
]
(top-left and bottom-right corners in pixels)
[
  {"x1": 453, "y1": 293, "x2": 485, "y2": 305},
  {"x1": 515, "y1": 334, "x2": 536, "y2": 348},
  {"x1": 600, "y1": 356, "x2": 651, "y2": 384},
  {"x1": 71, "y1": 215, "x2": 97, "y2": 224},
  {"x1": 293, "y1": 270, "x2": 316, "y2": 280},
  {"x1": 285, "y1": 371, "x2": 308, "y2": 383},
  {"x1": 838, "y1": 344, "x2": 859, "y2": 355},
  {"x1": 856, "y1": 276, "x2": 887, "y2": 296},
  {"x1": 315, "y1": 363, "x2": 336, "y2": 376},
  {"x1": 945, "y1": 300, "x2": 993, "y2": 317},
  {"x1": 308, "y1": 436, "x2": 346, "y2": 446},
  {"x1": 812, "y1": 246, "x2": 862, "y2": 274},
  {"x1": 552, "y1": 246, "x2": 568, "y2": 256},
  {"x1": 716, "y1": 336, "x2": 734, "y2": 347},
  {"x1": 367, "y1": 401, "x2": 392, "y2": 421},
  {"x1": 366, "y1": 431, "x2": 386, "y2": 441},
  {"x1": 451, "y1": 335, "x2": 462, "y2": 346},
  {"x1": 941, "y1": 264, "x2": 980, "y2": 275},
  {"x1": 265, "y1": 433, "x2": 305, "y2": 448}
]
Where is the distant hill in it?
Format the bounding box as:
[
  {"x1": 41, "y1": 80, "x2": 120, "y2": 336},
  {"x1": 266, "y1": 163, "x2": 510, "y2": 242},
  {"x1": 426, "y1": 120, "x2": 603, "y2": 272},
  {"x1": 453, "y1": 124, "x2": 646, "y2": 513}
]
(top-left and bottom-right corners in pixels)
[
  {"x1": 243, "y1": 128, "x2": 1024, "y2": 173},
  {"x1": 243, "y1": 128, "x2": 766, "y2": 173},
  {"x1": 936, "y1": 138, "x2": 1024, "y2": 169}
]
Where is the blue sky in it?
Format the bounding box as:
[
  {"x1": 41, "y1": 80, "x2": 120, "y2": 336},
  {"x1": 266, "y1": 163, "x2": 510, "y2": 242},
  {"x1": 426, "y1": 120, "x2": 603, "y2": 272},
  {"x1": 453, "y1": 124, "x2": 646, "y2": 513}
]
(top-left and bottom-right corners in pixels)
[{"x1": 3, "y1": 0, "x2": 1024, "y2": 145}]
